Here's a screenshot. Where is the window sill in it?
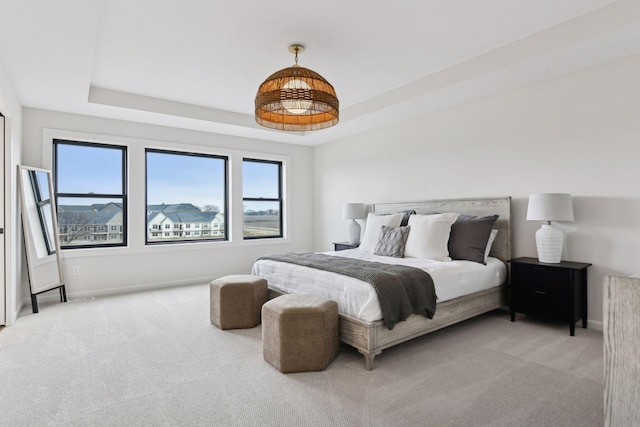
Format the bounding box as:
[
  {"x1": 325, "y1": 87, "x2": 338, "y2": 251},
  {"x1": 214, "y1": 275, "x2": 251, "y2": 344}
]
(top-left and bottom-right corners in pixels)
[{"x1": 59, "y1": 236, "x2": 292, "y2": 258}]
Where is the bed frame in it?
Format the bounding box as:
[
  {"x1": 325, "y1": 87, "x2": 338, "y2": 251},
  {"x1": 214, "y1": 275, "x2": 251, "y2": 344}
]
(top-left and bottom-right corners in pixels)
[{"x1": 270, "y1": 197, "x2": 511, "y2": 370}]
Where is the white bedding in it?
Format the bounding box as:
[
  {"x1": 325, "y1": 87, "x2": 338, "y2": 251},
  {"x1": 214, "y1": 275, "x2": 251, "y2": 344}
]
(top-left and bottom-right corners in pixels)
[{"x1": 251, "y1": 249, "x2": 507, "y2": 322}]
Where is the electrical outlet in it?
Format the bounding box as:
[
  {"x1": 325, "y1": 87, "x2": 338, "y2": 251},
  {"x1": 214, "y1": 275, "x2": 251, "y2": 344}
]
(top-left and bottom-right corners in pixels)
[{"x1": 72, "y1": 266, "x2": 80, "y2": 276}]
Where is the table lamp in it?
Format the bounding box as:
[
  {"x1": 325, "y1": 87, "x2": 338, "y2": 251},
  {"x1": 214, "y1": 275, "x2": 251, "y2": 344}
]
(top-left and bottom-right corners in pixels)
[
  {"x1": 526, "y1": 193, "x2": 574, "y2": 263},
  {"x1": 342, "y1": 203, "x2": 365, "y2": 244}
]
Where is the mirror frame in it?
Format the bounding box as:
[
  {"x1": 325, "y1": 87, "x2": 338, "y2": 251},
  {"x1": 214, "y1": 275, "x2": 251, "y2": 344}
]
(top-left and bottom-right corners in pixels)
[{"x1": 18, "y1": 165, "x2": 66, "y2": 312}]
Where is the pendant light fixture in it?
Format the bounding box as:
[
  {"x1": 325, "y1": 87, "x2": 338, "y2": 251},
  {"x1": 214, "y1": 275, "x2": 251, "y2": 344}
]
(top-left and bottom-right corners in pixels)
[{"x1": 255, "y1": 44, "x2": 339, "y2": 131}]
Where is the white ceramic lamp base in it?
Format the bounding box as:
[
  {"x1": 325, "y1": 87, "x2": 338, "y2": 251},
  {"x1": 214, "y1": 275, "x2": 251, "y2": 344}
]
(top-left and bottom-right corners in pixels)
[
  {"x1": 535, "y1": 223, "x2": 563, "y2": 263},
  {"x1": 347, "y1": 220, "x2": 361, "y2": 244}
]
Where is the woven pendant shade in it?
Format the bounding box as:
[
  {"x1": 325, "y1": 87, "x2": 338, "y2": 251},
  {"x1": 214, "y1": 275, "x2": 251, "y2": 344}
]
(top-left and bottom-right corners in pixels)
[{"x1": 255, "y1": 45, "x2": 339, "y2": 132}]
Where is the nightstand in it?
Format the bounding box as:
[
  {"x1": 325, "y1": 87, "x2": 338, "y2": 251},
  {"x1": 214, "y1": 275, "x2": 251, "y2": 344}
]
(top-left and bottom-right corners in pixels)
[
  {"x1": 333, "y1": 242, "x2": 359, "y2": 251},
  {"x1": 509, "y1": 257, "x2": 591, "y2": 336}
]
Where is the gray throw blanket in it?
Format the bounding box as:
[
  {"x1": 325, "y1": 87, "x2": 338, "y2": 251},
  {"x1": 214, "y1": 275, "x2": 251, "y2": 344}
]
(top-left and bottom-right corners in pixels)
[{"x1": 257, "y1": 253, "x2": 436, "y2": 330}]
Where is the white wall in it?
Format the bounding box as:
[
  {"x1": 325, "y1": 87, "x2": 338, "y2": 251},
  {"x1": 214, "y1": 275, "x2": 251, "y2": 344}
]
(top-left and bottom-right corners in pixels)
[
  {"x1": 22, "y1": 109, "x2": 314, "y2": 300},
  {"x1": 0, "y1": 61, "x2": 23, "y2": 325},
  {"x1": 314, "y1": 54, "x2": 640, "y2": 329}
]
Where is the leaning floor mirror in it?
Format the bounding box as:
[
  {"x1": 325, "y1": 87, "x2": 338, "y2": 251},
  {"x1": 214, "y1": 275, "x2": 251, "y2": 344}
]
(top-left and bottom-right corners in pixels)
[{"x1": 18, "y1": 165, "x2": 66, "y2": 313}]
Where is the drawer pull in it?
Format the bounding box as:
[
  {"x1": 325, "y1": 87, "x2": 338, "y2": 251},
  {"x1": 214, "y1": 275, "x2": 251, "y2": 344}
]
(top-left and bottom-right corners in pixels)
[
  {"x1": 534, "y1": 267, "x2": 547, "y2": 271},
  {"x1": 534, "y1": 290, "x2": 547, "y2": 295}
]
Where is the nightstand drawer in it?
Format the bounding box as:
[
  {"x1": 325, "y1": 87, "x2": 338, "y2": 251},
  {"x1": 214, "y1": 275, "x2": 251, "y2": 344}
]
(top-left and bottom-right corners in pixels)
[
  {"x1": 514, "y1": 264, "x2": 571, "y2": 288},
  {"x1": 515, "y1": 273, "x2": 571, "y2": 299},
  {"x1": 513, "y1": 284, "x2": 570, "y2": 322}
]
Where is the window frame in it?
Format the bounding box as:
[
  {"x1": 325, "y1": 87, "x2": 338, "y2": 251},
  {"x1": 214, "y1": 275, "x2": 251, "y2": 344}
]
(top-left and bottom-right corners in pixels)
[
  {"x1": 53, "y1": 139, "x2": 128, "y2": 249},
  {"x1": 145, "y1": 148, "x2": 229, "y2": 245},
  {"x1": 242, "y1": 158, "x2": 283, "y2": 240}
]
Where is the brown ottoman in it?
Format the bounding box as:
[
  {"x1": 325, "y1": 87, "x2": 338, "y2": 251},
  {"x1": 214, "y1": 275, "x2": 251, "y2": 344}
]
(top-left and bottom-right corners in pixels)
[
  {"x1": 262, "y1": 293, "x2": 339, "y2": 373},
  {"x1": 210, "y1": 275, "x2": 268, "y2": 330}
]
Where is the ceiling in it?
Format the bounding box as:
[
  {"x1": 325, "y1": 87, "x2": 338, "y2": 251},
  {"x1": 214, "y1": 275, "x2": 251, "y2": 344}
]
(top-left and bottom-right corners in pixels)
[{"x1": 1, "y1": 0, "x2": 640, "y2": 146}]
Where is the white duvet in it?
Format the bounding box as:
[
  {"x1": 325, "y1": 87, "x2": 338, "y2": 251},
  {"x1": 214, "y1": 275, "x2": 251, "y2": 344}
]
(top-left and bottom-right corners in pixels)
[{"x1": 251, "y1": 249, "x2": 507, "y2": 322}]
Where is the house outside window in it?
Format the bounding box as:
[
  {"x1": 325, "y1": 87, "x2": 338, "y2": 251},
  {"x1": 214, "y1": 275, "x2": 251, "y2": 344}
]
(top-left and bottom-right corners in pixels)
[
  {"x1": 146, "y1": 149, "x2": 228, "y2": 244},
  {"x1": 53, "y1": 139, "x2": 127, "y2": 248}
]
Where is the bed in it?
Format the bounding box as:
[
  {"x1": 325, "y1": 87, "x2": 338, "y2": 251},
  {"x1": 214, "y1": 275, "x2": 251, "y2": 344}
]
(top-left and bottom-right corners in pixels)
[{"x1": 252, "y1": 197, "x2": 511, "y2": 370}]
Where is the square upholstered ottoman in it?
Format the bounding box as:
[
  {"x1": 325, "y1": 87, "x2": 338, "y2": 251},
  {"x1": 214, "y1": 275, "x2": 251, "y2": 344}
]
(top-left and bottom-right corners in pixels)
[
  {"x1": 210, "y1": 275, "x2": 268, "y2": 330},
  {"x1": 262, "y1": 293, "x2": 339, "y2": 373}
]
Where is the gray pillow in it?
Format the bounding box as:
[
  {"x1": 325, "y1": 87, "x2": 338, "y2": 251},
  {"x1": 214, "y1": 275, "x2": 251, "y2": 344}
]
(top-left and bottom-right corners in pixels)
[
  {"x1": 379, "y1": 210, "x2": 415, "y2": 226},
  {"x1": 374, "y1": 225, "x2": 411, "y2": 258},
  {"x1": 448, "y1": 215, "x2": 499, "y2": 264},
  {"x1": 399, "y1": 210, "x2": 416, "y2": 226}
]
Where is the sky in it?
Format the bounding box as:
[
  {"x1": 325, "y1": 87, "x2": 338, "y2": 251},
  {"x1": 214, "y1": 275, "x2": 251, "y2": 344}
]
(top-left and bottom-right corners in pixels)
[
  {"x1": 56, "y1": 144, "x2": 280, "y2": 213},
  {"x1": 146, "y1": 150, "x2": 226, "y2": 209}
]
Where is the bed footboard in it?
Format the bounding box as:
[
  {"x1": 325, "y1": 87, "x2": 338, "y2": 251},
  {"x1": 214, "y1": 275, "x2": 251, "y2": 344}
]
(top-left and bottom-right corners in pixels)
[
  {"x1": 267, "y1": 286, "x2": 507, "y2": 370},
  {"x1": 339, "y1": 285, "x2": 507, "y2": 370}
]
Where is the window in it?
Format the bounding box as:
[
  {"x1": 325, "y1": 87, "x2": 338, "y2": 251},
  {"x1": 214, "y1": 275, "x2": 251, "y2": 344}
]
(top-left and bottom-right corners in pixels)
[
  {"x1": 243, "y1": 159, "x2": 283, "y2": 239},
  {"x1": 54, "y1": 139, "x2": 127, "y2": 248},
  {"x1": 146, "y1": 149, "x2": 227, "y2": 244}
]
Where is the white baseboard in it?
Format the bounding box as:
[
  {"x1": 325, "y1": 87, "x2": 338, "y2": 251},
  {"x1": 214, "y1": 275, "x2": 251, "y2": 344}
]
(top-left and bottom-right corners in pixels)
[
  {"x1": 67, "y1": 275, "x2": 214, "y2": 299},
  {"x1": 19, "y1": 275, "x2": 216, "y2": 312},
  {"x1": 586, "y1": 319, "x2": 603, "y2": 331},
  {"x1": 10, "y1": 301, "x2": 25, "y2": 325}
]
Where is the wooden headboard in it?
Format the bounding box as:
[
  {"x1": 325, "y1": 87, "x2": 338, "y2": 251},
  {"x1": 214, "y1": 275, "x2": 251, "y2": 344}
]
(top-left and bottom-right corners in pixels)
[{"x1": 372, "y1": 197, "x2": 511, "y2": 263}]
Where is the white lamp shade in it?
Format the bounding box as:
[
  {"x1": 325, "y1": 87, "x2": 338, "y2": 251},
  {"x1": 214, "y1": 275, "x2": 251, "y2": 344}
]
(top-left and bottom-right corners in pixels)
[
  {"x1": 526, "y1": 193, "x2": 574, "y2": 222},
  {"x1": 342, "y1": 203, "x2": 365, "y2": 220}
]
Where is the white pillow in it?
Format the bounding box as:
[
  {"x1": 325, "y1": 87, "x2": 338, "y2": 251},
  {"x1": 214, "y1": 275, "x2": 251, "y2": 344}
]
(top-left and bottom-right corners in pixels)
[
  {"x1": 484, "y1": 229, "x2": 499, "y2": 262},
  {"x1": 404, "y1": 213, "x2": 459, "y2": 261},
  {"x1": 359, "y1": 213, "x2": 404, "y2": 253}
]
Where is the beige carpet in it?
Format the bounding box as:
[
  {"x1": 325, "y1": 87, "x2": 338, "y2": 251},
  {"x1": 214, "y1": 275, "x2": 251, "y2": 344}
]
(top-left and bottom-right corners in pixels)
[{"x1": 0, "y1": 284, "x2": 603, "y2": 426}]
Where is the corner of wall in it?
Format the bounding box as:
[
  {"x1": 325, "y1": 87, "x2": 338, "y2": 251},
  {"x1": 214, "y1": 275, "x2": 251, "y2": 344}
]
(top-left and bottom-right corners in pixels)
[{"x1": 1, "y1": 61, "x2": 24, "y2": 326}]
